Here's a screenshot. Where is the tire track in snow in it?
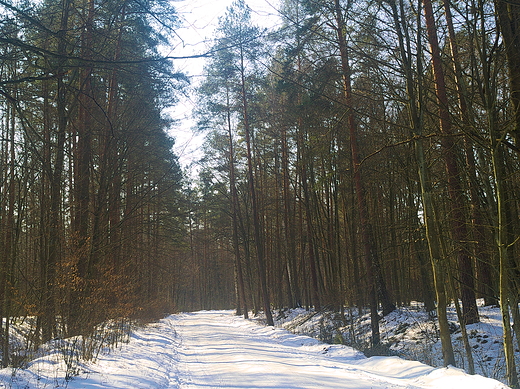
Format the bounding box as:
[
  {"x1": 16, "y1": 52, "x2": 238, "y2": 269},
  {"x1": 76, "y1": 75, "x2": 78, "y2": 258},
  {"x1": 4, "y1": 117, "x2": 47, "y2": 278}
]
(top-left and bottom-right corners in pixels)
[
  {"x1": 1, "y1": 311, "x2": 506, "y2": 389},
  {"x1": 168, "y1": 311, "x2": 427, "y2": 389}
]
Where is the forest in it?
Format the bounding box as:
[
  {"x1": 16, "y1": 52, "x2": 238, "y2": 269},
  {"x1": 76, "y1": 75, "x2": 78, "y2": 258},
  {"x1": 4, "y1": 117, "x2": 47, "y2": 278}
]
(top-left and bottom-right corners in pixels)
[{"x1": 1, "y1": 0, "x2": 520, "y2": 387}]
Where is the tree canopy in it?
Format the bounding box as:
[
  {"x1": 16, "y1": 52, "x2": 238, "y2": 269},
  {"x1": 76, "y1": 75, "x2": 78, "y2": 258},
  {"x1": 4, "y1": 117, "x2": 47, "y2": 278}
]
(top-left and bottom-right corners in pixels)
[{"x1": 2, "y1": 0, "x2": 520, "y2": 387}]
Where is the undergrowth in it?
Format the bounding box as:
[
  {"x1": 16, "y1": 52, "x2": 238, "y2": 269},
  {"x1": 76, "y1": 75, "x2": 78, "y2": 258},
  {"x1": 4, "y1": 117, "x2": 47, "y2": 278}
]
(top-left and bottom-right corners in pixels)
[{"x1": 269, "y1": 301, "x2": 518, "y2": 386}]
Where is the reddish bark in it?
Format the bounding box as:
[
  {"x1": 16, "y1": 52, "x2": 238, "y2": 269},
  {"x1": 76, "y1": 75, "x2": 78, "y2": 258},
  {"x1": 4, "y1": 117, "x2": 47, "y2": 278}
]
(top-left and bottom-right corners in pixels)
[{"x1": 423, "y1": 0, "x2": 479, "y2": 325}]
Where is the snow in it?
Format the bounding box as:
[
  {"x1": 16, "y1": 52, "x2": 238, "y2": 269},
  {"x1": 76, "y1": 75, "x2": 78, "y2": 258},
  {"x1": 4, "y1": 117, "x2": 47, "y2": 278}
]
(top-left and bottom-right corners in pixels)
[
  {"x1": 0, "y1": 310, "x2": 508, "y2": 389},
  {"x1": 378, "y1": 303, "x2": 508, "y2": 377},
  {"x1": 271, "y1": 301, "x2": 515, "y2": 383}
]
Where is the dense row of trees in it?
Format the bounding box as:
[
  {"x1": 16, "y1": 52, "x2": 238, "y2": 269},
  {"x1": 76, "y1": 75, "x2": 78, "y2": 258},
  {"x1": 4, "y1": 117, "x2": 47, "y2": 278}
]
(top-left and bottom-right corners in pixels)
[
  {"x1": 1, "y1": 0, "x2": 520, "y2": 386},
  {"x1": 0, "y1": 0, "x2": 186, "y2": 367},
  {"x1": 187, "y1": 0, "x2": 520, "y2": 386}
]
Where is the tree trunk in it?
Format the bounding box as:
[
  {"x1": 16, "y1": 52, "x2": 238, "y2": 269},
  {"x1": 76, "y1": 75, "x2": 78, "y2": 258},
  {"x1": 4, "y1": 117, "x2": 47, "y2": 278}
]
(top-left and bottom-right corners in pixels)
[
  {"x1": 69, "y1": 0, "x2": 95, "y2": 337},
  {"x1": 239, "y1": 46, "x2": 273, "y2": 326},
  {"x1": 301, "y1": 163, "x2": 322, "y2": 311},
  {"x1": 443, "y1": 0, "x2": 497, "y2": 307},
  {"x1": 494, "y1": 147, "x2": 519, "y2": 389},
  {"x1": 282, "y1": 126, "x2": 301, "y2": 308},
  {"x1": 387, "y1": 0, "x2": 456, "y2": 366},
  {"x1": 495, "y1": 0, "x2": 520, "y2": 147},
  {"x1": 422, "y1": 0, "x2": 479, "y2": 325},
  {"x1": 227, "y1": 87, "x2": 249, "y2": 319},
  {"x1": 486, "y1": 74, "x2": 520, "y2": 387},
  {"x1": 333, "y1": 1, "x2": 395, "y2": 345},
  {"x1": 41, "y1": 0, "x2": 71, "y2": 342}
]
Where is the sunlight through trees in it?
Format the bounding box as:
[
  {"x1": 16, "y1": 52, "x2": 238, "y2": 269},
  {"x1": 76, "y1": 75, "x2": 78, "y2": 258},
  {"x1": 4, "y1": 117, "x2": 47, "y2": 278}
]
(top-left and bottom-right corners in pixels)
[{"x1": 1, "y1": 1, "x2": 520, "y2": 386}]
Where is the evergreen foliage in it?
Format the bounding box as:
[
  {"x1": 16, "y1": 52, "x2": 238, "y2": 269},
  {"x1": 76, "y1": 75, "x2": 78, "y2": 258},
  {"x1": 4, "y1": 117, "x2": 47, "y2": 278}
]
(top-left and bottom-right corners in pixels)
[
  {"x1": 0, "y1": 0, "x2": 187, "y2": 367},
  {"x1": 2, "y1": 0, "x2": 520, "y2": 386}
]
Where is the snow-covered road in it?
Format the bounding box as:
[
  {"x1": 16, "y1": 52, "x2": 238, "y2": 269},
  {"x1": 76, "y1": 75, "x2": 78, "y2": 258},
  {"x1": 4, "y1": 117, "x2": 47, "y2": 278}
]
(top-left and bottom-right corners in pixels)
[
  {"x1": 170, "y1": 311, "x2": 505, "y2": 389},
  {"x1": 0, "y1": 310, "x2": 508, "y2": 389}
]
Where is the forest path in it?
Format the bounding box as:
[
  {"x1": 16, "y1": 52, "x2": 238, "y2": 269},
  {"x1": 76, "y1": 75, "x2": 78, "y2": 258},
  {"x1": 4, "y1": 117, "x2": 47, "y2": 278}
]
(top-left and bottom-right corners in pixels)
[
  {"x1": 1, "y1": 311, "x2": 507, "y2": 389},
  {"x1": 170, "y1": 311, "x2": 428, "y2": 389}
]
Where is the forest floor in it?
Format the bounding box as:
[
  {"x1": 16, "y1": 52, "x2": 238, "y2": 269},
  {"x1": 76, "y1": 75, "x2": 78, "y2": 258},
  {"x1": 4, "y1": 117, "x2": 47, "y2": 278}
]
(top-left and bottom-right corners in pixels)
[
  {"x1": 0, "y1": 304, "x2": 511, "y2": 389},
  {"x1": 268, "y1": 299, "x2": 513, "y2": 385}
]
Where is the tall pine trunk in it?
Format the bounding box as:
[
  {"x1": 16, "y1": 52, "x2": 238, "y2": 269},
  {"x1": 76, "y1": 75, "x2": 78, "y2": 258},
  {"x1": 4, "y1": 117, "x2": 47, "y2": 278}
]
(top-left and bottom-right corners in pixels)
[
  {"x1": 69, "y1": 0, "x2": 95, "y2": 336},
  {"x1": 227, "y1": 87, "x2": 249, "y2": 319},
  {"x1": 239, "y1": 46, "x2": 274, "y2": 326},
  {"x1": 333, "y1": 0, "x2": 395, "y2": 346},
  {"x1": 422, "y1": 0, "x2": 479, "y2": 325},
  {"x1": 42, "y1": 0, "x2": 71, "y2": 342},
  {"x1": 495, "y1": 0, "x2": 520, "y2": 147},
  {"x1": 387, "y1": 0, "x2": 455, "y2": 366}
]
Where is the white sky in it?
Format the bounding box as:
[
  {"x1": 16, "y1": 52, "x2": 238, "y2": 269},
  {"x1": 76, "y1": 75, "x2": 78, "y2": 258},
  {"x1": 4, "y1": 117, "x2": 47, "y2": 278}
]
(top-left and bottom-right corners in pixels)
[{"x1": 167, "y1": 0, "x2": 281, "y2": 172}]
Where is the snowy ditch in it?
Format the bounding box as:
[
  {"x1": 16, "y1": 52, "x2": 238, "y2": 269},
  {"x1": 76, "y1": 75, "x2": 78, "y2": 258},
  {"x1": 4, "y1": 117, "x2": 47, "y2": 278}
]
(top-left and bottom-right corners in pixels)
[
  {"x1": 0, "y1": 303, "x2": 513, "y2": 388},
  {"x1": 269, "y1": 300, "x2": 513, "y2": 384}
]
